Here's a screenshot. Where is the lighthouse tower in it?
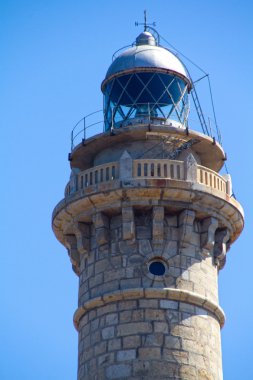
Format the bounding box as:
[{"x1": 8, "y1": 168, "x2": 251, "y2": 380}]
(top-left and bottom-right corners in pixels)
[{"x1": 52, "y1": 29, "x2": 244, "y2": 380}]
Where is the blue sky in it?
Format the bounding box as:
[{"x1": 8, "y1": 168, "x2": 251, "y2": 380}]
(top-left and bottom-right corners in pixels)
[{"x1": 1, "y1": 1, "x2": 252, "y2": 379}]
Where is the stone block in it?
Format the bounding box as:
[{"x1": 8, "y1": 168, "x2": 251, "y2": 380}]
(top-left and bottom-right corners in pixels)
[
  {"x1": 73, "y1": 222, "x2": 90, "y2": 255},
  {"x1": 106, "y1": 313, "x2": 119, "y2": 326},
  {"x1": 117, "y1": 322, "x2": 152, "y2": 337},
  {"x1": 106, "y1": 364, "x2": 132, "y2": 379},
  {"x1": 152, "y1": 206, "x2": 164, "y2": 241},
  {"x1": 132, "y1": 309, "x2": 144, "y2": 321},
  {"x1": 122, "y1": 206, "x2": 135, "y2": 241},
  {"x1": 165, "y1": 214, "x2": 178, "y2": 227},
  {"x1": 90, "y1": 330, "x2": 101, "y2": 345},
  {"x1": 138, "y1": 347, "x2": 161, "y2": 360},
  {"x1": 200, "y1": 217, "x2": 218, "y2": 254},
  {"x1": 94, "y1": 341, "x2": 106, "y2": 356},
  {"x1": 154, "y1": 322, "x2": 168, "y2": 333},
  {"x1": 136, "y1": 226, "x2": 152, "y2": 240},
  {"x1": 165, "y1": 336, "x2": 181, "y2": 349},
  {"x1": 118, "y1": 300, "x2": 137, "y2": 311},
  {"x1": 97, "y1": 304, "x2": 117, "y2": 317},
  {"x1": 127, "y1": 257, "x2": 142, "y2": 271},
  {"x1": 171, "y1": 325, "x2": 195, "y2": 340},
  {"x1": 185, "y1": 153, "x2": 197, "y2": 181},
  {"x1": 96, "y1": 227, "x2": 109, "y2": 246},
  {"x1": 90, "y1": 318, "x2": 99, "y2": 332},
  {"x1": 98, "y1": 353, "x2": 114, "y2": 366},
  {"x1": 119, "y1": 151, "x2": 133, "y2": 180},
  {"x1": 179, "y1": 365, "x2": 197, "y2": 380},
  {"x1": 102, "y1": 326, "x2": 115, "y2": 340},
  {"x1": 120, "y1": 278, "x2": 141, "y2": 289},
  {"x1": 89, "y1": 272, "x2": 103, "y2": 288},
  {"x1": 120, "y1": 310, "x2": 132, "y2": 323},
  {"x1": 117, "y1": 349, "x2": 136, "y2": 361},
  {"x1": 94, "y1": 259, "x2": 109, "y2": 275},
  {"x1": 145, "y1": 309, "x2": 165, "y2": 321},
  {"x1": 108, "y1": 338, "x2": 122, "y2": 351},
  {"x1": 122, "y1": 222, "x2": 135, "y2": 241},
  {"x1": 93, "y1": 212, "x2": 109, "y2": 229},
  {"x1": 133, "y1": 360, "x2": 150, "y2": 376},
  {"x1": 119, "y1": 240, "x2": 137, "y2": 254},
  {"x1": 160, "y1": 300, "x2": 179, "y2": 310},
  {"x1": 138, "y1": 239, "x2": 153, "y2": 255},
  {"x1": 163, "y1": 241, "x2": 178, "y2": 258},
  {"x1": 123, "y1": 335, "x2": 141, "y2": 349},
  {"x1": 179, "y1": 302, "x2": 195, "y2": 313},
  {"x1": 172, "y1": 349, "x2": 189, "y2": 364},
  {"x1": 91, "y1": 280, "x2": 119, "y2": 298},
  {"x1": 179, "y1": 210, "x2": 196, "y2": 246},
  {"x1": 143, "y1": 333, "x2": 163, "y2": 346},
  {"x1": 139, "y1": 299, "x2": 158, "y2": 308}
]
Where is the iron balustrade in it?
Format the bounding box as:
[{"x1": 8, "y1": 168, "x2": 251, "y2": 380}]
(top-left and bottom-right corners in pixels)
[{"x1": 70, "y1": 106, "x2": 222, "y2": 151}]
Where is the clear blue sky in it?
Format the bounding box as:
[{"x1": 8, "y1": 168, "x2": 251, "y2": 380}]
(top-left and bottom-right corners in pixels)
[{"x1": 1, "y1": 1, "x2": 252, "y2": 379}]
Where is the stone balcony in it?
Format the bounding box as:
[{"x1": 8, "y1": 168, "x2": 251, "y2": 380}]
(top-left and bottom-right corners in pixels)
[
  {"x1": 52, "y1": 125, "x2": 243, "y2": 251},
  {"x1": 64, "y1": 156, "x2": 230, "y2": 198}
]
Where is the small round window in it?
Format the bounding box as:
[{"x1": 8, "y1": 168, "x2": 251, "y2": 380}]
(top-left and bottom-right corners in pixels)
[{"x1": 149, "y1": 261, "x2": 166, "y2": 276}]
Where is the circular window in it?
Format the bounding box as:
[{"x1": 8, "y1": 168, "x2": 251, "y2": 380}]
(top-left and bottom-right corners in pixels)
[{"x1": 149, "y1": 261, "x2": 166, "y2": 276}]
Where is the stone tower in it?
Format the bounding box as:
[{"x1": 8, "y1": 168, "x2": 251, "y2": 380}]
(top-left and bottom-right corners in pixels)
[{"x1": 52, "y1": 30, "x2": 244, "y2": 379}]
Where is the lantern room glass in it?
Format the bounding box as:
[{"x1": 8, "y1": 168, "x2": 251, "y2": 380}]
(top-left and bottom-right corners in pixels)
[{"x1": 103, "y1": 71, "x2": 189, "y2": 131}]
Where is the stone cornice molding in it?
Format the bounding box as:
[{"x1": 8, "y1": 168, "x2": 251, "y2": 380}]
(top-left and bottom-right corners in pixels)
[{"x1": 73, "y1": 287, "x2": 225, "y2": 330}]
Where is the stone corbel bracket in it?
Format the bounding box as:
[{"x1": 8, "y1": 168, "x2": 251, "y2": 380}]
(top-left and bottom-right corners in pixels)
[
  {"x1": 65, "y1": 234, "x2": 80, "y2": 275},
  {"x1": 200, "y1": 217, "x2": 219, "y2": 257},
  {"x1": 152, "y1": 206, "x2": 164, "y2": 251},
  {"x1": 72, "y1": 222, "x2": 90, "y2": 255},
  {"x1": 179, "y1": 209, "x2": 196, "y2": 247},
  {"x1": 92, "y1": 212, "x2": 109, "y2": 246},
  {"x1": 122, "y1": 205, "x2": 135, "y2": 241},
  {"x1": 214, "y1": 228, "x2": 230, "y2": 270}
]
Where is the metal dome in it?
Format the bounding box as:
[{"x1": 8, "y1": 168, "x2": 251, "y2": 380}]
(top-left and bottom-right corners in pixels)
[
  {"x1": 102, "y1": 31, "x2": 191, "y2": 131},
  {"x1": 103, "y1": 32, "x2": 190, "y2": 85}
]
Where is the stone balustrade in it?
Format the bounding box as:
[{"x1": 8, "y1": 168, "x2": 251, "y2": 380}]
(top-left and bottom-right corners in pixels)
[
  {"x1": 65, "y1": 156, "x2": 231, "y2": 197},
  {"x1": 133, "y1": 159, "x2": 184, "y2": 180},
  {"x1": 65, "y1": 162, "x2": 119, "y2": 196},
  {"x1": 197, "y1": 165, "x2": 228, "y2": 194}
]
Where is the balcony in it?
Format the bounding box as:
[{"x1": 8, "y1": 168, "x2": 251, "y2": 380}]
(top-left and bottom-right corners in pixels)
[{"x1": 64, "y1": 158, "x2": 230, "y2": 198}]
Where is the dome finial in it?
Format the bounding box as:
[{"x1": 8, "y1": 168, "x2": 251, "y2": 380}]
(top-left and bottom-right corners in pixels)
[
  {"x1": 144, "y1": 9, "x2": 147, "y2": 31},
  {"x1": 135, "y1": 10, "x2": 156, "y2": 32}
]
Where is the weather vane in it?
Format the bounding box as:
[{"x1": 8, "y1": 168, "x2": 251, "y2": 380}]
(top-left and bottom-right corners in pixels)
[{"x1": 135, "y1": 10, "x2": 156, "y2": 31}]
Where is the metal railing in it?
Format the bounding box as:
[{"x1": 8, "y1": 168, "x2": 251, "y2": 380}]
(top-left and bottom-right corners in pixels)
[
  {"x1": 70, "y1": 107, "x2": 222, "y2": 151},
  {"x1": 71, "y1": 110, "x2": 104, "y2": 150}
]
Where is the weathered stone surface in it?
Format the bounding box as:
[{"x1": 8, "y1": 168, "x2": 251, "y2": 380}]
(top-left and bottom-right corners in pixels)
[
  {"x1": 106, "y1": 364, "x2": 132, "y2": 379},
  {"x1": 179, "y1": 210, "x2": 196, "y2": 246},
  {"x1": 64, "y1": 234, "x2": 80, "y2": 274},
  {"x1": 52, "y1": 126, "x2": 244, "y2": 379},
  {"x1": 152, "y1": 206, "x2": 164, "y2": 241},
  {"x1": 200, "y1": 217, "x2": 218, "y2": 255},
  {"x1": 185, "y1": 153, "x2": 198, "y2": 182},
  {"x1": 214, "y1": 228, "x2": 230, "y2": 269},
  {"x1": 93, "y1": 212, "x2": 109, "y2": 246},
  {"x1": 122, "y1": 206, "x2": 135, "y2": 241},
  {"x1": 117, "y1": 349, "x2": 136, "y2": 361},
  {"x1": 73, "y1": 222, "x2": 90, "y2": 255},
  {"x1": 119, "y1": 150, "x2": 133, "y2": 180}
]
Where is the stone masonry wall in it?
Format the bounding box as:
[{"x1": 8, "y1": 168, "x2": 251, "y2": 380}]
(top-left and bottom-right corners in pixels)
[
  {"x1": 78, "y1": 299, "x2": 222, "y2": 380},
  {"x1": 72, "y1": 206, "x2": 225, "y2": 379}
]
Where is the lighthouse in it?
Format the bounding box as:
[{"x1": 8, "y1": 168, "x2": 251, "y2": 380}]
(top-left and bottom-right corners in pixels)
[{"x1": 52, "y1": 28, "x2": 244, "y2": 379}]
